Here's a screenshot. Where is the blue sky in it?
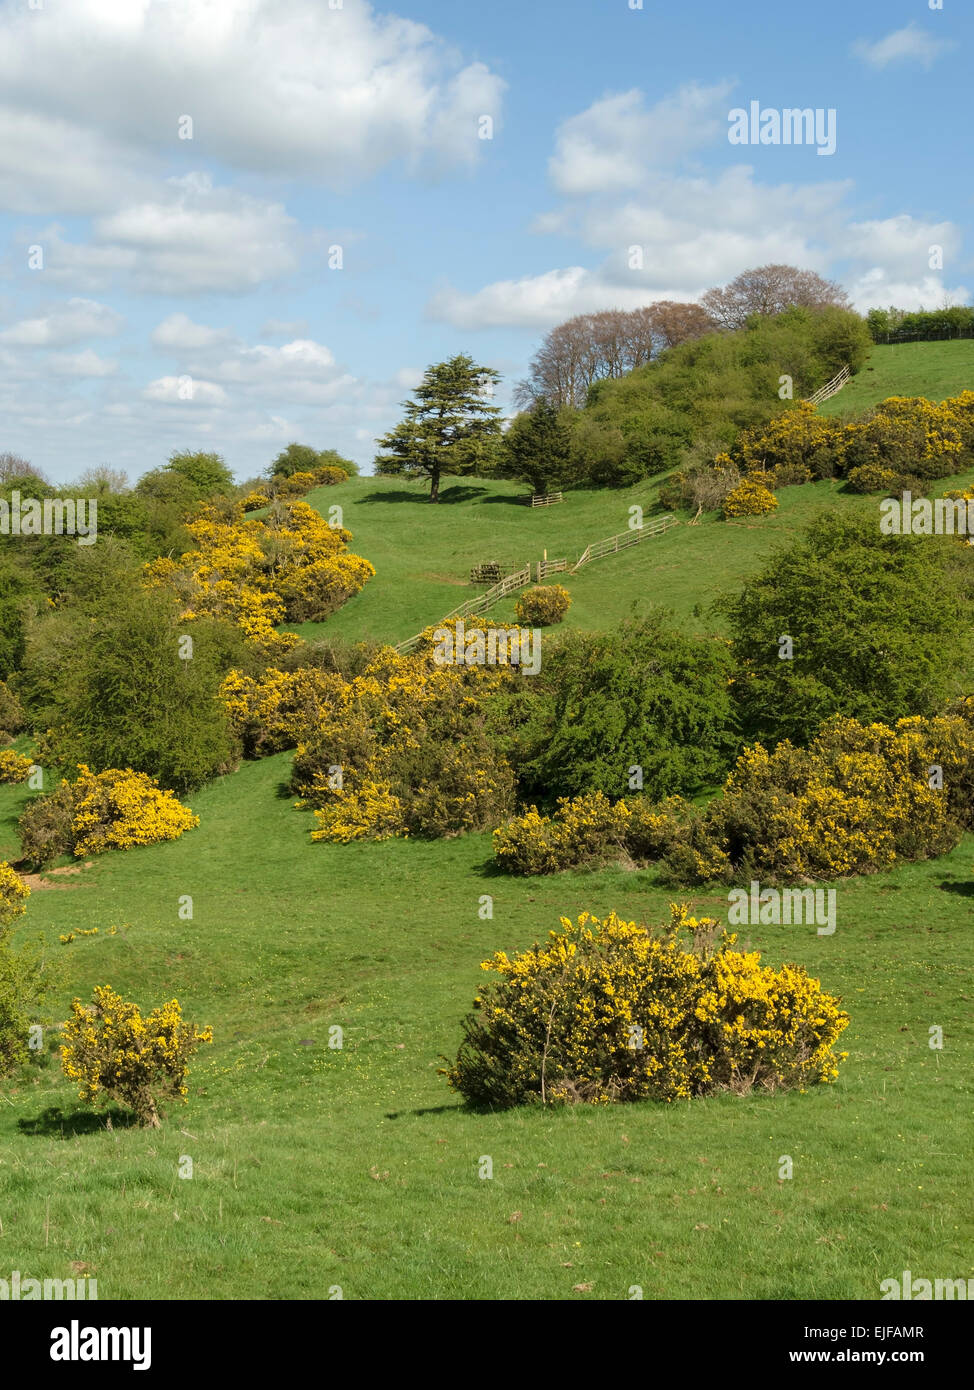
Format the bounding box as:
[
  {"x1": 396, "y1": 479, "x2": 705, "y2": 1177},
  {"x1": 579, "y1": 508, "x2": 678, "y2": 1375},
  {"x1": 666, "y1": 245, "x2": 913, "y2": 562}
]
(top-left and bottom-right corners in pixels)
[{"x1": 0, "y1": 0, "x2": 968, "y2": 482}]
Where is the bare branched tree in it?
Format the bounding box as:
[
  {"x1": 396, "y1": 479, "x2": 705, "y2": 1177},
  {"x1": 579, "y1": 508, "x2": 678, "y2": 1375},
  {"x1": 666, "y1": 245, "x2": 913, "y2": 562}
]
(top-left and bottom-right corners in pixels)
[{"x1": 700, "y1": 265, "x2": 850, "y2": 331}]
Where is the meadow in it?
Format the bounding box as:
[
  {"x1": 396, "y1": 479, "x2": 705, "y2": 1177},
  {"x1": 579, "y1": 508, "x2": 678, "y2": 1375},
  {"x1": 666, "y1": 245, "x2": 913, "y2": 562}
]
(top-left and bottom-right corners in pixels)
[{"x1": 2, "y1": 340, "x2": 973, "y2": 1301}]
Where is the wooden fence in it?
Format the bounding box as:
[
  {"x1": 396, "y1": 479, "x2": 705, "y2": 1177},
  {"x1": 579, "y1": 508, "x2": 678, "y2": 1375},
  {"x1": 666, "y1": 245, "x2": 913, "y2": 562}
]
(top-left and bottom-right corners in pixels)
[
  {"x1": 394, "y1": 512, "x2": 678, "y2": 651},
  {"x1": 804, "y1": 365, "x2": 850, "y2": 407},
  {"x1": 529, "y1": 491, "x2": 563, "y2": 507},
  {"x1": 536, "y1": 558, "x2": 567, "y2": 580},
  {"x1": 572, "y1": 514, "x2": 676, "y2": 571},
  {"x1": 395, "y1": 563, "x2": 533, "y2": 651}
]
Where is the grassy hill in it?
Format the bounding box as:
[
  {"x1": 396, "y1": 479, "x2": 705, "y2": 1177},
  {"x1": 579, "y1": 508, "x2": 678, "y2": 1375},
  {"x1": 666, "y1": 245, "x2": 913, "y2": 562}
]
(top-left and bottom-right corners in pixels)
[
  {"x1": 818, "y1": 339, "x2": 974, "y2": 418},
  {"x1": 2, "y1": 759, "x2": 971, "y2": 1300},
  {"x1": 287, "y1": 342, "x2": 974, "y2": 648},
  {"x1": 2, "y1": 337, "x2": 973, "y2": 1302}
]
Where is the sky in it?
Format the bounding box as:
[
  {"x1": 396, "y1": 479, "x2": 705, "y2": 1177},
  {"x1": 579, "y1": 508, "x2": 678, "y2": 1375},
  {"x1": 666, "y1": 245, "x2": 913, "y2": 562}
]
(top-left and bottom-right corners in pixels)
[{"x1": 0, "y1": 0, "x2": 969, "y2": 483}]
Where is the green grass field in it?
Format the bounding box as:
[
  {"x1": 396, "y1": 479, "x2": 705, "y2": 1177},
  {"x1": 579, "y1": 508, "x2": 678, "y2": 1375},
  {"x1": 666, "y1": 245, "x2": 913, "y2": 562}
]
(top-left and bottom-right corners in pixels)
[
  {"x1": 819, "y1": 340, "x2": 974, "y2": 418},
  {"x1": 2, "y1": 339, "x2": 972, "y2": 1301},
  {"x1": 2, "y1": 759, "x2": 971, "y2": 1300}
]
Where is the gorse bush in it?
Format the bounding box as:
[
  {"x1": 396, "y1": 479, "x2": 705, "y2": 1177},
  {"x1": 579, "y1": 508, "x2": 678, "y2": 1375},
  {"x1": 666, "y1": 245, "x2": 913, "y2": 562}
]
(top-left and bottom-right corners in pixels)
[
  {"x1": 70, "y1": 766, "x2": 199, "y2": 855},
  {"x1": 722, "y1": 477, "x2": 778, "y2": 517},
  {"x1": 514, "y1": 584, "x2": 571, "y2": 626},
  {"x1": 492, "y1": 713, "x2": 974, "y2": 884},
  {"x1": 0, "y1": 864, "x2": 49, "y2": 1078},
  {"x1": 445, "y1": 906, "x2": 850, "y2": 1107},
  {"x1": 60, "y1": 986, "x2": 213, "y2": 1127},
  {"x1": 0, "y1": 749, "x2": 32, "y2": 783},
  {"x1": 293, "y1": 637, "x2": 517, "y2": 842},
  {"x1": 220, "y1": 666, "x2": 343, "y2": 757},
  {"x1": 18, "y1": 767, "x2": 199, "y2": 864},
  {"x1": 0, "y1": 861, "x2": 30, "y2": 926},
  {"x1": 492, "y1": 792, "x2": 630, "y2": 874},
  {"x1": 17, "y1": 780, "x2": 76, "y2": 866},
  {"x1": 144, "y1": 497, "x2": 373, "y2": 649}
]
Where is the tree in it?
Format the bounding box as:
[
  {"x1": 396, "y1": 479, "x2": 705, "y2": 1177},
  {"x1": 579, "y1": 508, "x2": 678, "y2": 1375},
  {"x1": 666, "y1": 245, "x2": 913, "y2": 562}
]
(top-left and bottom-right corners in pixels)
[
  {"x1": 24, "y1": 584, "x2": 243, "y2": 792},
  {"x1": 514, "y1": 302, "x2": 715, "y2": 409},
  {"x1": 374, "y1": 354, "x2": 502, "y2": 502},
  {"x1": 700, "y1": 265, "x2": 851, "y2": 331},
  {"x1": 723, "y1": 513, "x2": 974, "y2": 744},
  {"x1": 269, "y1": 443, "x2": 360, "y2": 478},
  {"x1": 497, "y1": 399, "x2": 574, "y2": 494},
  {"x1": 0, "y1": 452, "x2": 47, "y2": 485},
  {"x1": 513, "y1": 613, "x2": 737, "y2": 802},
  {"x1": 164, "y1": 450, "x2": 235, "y2": 498},
  {"x1": 75, "y1": 466, "x2": 130, "y2": 494}
]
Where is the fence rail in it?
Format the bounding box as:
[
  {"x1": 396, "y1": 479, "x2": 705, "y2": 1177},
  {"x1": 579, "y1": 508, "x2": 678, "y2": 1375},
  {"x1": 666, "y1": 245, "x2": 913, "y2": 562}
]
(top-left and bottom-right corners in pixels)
[
  {"x1": 536, "y1": 558, "x2": 567, "y2": 579},
  {"x1": 394, "y1": 513, "x2": 678, "y2": 651},
  {"x1": 572, "y1": 514, "x2": 677, "y2": 571},
  {"x1": 872, "y1": 327, "x2": 974, "y2": 346},
  {"x1": 529, "y1": 491, "x2": 563, "y2": 507},
  {"x1": 804, "y1": 365, "x2": 851, "y2": 407}
]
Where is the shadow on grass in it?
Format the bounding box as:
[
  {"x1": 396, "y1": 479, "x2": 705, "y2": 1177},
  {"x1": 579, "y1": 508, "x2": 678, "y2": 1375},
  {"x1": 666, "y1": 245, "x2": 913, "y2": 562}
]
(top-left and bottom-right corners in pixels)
[
  {"x1": 18, "y1": 1105, "x2": 136, "y2": 1137},
  {"x1": 480, "y1": 493, "x2": 533, "y2": 506},
  {"x1": 357, "y1": 485, "x2": 489, "y2": 505},
  {"x1": 938, "y1": 879, "x2": 974, "y2": 898},
  {"x1": 384, "y1": 1104, "x2": 463, "y2": 1119}
]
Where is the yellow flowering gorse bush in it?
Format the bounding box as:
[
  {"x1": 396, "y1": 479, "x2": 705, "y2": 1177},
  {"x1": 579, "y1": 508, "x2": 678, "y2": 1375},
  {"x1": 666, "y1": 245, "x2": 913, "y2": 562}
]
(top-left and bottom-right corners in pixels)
[
  {"x1": 0, "y1": 749, "x2": 33, "y2": 783},
  {"x1": 144, "y1": 497, "x2": 373, "y2": 649},
  {"x1": 60, "y1": 985, "x2": 213, "y2": 1127},
  {"x1": 445, "y1": 906, "x2": 849, "y2": 1107},
  {"x1": 69, "y1": 766, "x2": 199, "y2": 856},
  {"x1": 492, "y1": 713, "x2": 974, "y2": 883},
  {"x1": 722, "y1": 477, "x2": 778, "y2": 518}
]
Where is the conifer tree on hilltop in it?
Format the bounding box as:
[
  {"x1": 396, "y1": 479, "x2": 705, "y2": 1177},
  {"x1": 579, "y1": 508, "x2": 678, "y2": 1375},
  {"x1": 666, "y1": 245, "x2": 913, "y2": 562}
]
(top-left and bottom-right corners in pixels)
[{"x1": 374, "y1": 354, "x2": 501, "y2": 502}]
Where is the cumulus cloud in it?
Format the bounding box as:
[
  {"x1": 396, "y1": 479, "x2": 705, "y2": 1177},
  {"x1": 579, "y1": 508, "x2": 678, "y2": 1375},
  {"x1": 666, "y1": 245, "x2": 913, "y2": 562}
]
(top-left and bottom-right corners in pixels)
[
  {"x1": 549, "y1": 82, "x2": 734, "y2": 195},
  {"x1": 852, "y1": 24, "x2": 955, "y2": 71},
  {"x1": 31, "y1": 175, "x2": 299, "y2": 295},
  {"x1": 0, "y1": 297, "x2": 124, "y2": 347},
  {"x1": 143, "y1": 376, "x2": 229, "y2": 406},
  {"x1": 151, "y1": 313, "x2": 234, "y2": 352},
  {"x1": 0, "y1": 0, "x2": 505, "y2": 212},
  {"x1": 429, "y1": 82, "x2": 965, "y2": 332}
]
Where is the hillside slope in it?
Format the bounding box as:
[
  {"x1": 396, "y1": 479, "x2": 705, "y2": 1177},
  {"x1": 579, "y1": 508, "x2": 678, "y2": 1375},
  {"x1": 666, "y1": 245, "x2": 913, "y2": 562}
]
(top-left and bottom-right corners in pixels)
[{"x1": 818, "y1": 339, "x2": 974, "y2": 418}]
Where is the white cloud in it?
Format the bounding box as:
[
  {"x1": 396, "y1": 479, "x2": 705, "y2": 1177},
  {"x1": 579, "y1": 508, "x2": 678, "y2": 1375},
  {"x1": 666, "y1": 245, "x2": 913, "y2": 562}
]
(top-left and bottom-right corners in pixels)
[
  {"x1": 549, "y1": 82, "x2": 734, "y2": 195},
  {"x1": 260, "y1": 319, "x2": 310, "y2": 340},
  {"x1": 0, "y1": 297, "x2": 124, "y2": 347},
  {"x1": 852, "y1": 24, "x2": 955, "y2": 71},
  {"x1": 0, "y1": 0, "x2": 505, "y2": 211},
  {"x1": 205, "y1": 340, "x2": 357, "y2": 406},
  {"x1": 430, "y1": 164, "x2": 853, "y2": 329},
  {"x1": 48, "y1": 349, "x2": 119, "y2": 378},
  {"x1": 93, "y1": 174, "x2": 299, "y2": 294},
  {"x1": 152, "y1": 313, "x2": 234, "y2": 351},
  {"x1": 846, "y1": 269, "x2": 969, "y2": 315},
  {"x1": 430, "y1": 80, "x2": 966, "y2": 332},
  {"x1": 143, "y1": 376, "x2": 229, "y2": 405}
]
